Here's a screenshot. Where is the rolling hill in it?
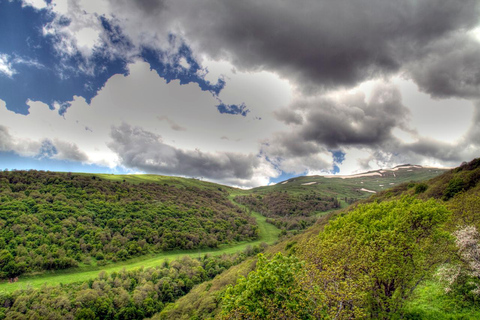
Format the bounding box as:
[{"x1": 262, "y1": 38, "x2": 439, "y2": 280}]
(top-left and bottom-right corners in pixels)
[
  {"x1": 0, "y1": 164, "x2": 454, "y2": 319},
  {"x1": 157, "y1": 159, "x2": 480, "y2": 319}
]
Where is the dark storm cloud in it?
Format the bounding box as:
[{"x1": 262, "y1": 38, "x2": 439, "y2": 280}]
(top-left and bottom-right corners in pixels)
[
  {"x1": 284, "y1": 84, "x2": 411, "y2": 149},
  {"x1": 109, "y1": 123, "x2": 261, "y2": 182},
  {"x1": 137, "y1": 0, "x2": 480, "y2": 96},
  {"x1": 406, "y1": 33, "x2": 480, "y2": 99},
  {"x1": 273, "y1": 108, "x2": 303, "y2": 125}
]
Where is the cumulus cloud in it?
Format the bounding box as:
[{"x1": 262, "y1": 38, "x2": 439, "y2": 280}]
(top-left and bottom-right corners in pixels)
[
  {"x1": 0, "y1": 124, "x2": 88, "y2": 162},
  {"x1": 5, "y1": 0, "x2": 480, "y2": 184},
  {"x1": 279, "y1": 83, "x2": 412, "y2": 149},
  {"x1": 406, "y1": 32, "x2": 480, "y2": 99},
  {"x1": 96, "y1": 0, "x2": 480, "y2": 95},
  {"x1": 36, "y1": 0, "x2": 480, "y2": 99},
  {"x1": 0, "y1": 60, "x2": 287, "y2": 187},
  {"x1": 109, "y1": 123, "x2": 276, "y2": 187}
]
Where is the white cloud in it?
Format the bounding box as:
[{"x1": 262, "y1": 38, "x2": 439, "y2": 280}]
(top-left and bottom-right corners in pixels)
[
  {"x1": 394, "y1": 77, "x2": 474, "y2": 144},
  {"x1": 0, "y1": 54, "x2": 16, "y2": 77},
  {"x1": 21, "y1": 0, "x2": 48, "y2": 10},
  {"x1": 0, "y1": 59, "x2": 293, "y2": 187}
]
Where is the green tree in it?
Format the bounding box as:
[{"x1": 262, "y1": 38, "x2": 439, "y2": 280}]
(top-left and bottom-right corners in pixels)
[
  {"x1": 221, "y1": 253, "x2": 326, "y2": 319},
  {"x1": 299, "y1": 197, "x2": 453, "y2": 318}
]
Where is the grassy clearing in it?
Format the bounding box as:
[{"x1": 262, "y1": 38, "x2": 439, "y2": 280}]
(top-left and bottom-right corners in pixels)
[
  {"x1": 404, "y1": 280, "x2": 480, "y2": 319},
  {"x1": 0, "y1": 209, "x2": 279, "y2": 294},
  {"x1": 86, "y1": 173, "x2": 237, "y2": 193}
]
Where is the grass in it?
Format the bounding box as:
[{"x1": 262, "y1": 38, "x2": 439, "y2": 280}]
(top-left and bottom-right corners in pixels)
[
  {"x1": 242, "y1": 167, "x2": 449, "y2": 200},
  {"x1": 403, "y1": 280, "x2": 480, "y2": 319},
  {"x1": 86, "y1": 173, "x2": 237, "y2": 193},
  {"x1": 0, "y1": 209, "x2": 280, "y2": 294}
]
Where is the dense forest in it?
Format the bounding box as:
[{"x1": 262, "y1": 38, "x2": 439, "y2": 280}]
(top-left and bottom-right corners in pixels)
[
  {"x1": 0, "y1": 245, "x2": 265, "y2": 319},
  {"x1": 0, "y1": 170, "x2": 258, "y2": 279},
  {"x1": 235, "y1": 192, "x2": 340, "y2": 232}
]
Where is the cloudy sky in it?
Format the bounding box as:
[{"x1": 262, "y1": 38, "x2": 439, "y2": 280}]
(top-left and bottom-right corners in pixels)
[{"x1": 1, "y1": 0, "x2": 479, "y2": 187}]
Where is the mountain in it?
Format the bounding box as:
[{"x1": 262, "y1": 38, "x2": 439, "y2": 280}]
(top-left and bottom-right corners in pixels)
[
  {"x1": 157, "y1": 159, "x2": 480, "y2": 319},
  {"x1": 256, "y1": 164, "x2": 450, "y2": 197}
]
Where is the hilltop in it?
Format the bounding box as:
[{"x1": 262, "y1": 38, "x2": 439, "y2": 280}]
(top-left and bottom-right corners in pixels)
[{"x1": 260, "y1": 164, "x2": 449, "y2": 197}]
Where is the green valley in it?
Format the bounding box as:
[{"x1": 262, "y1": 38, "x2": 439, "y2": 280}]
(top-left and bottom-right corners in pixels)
[{"x1": 0, "y1": 164, "x2": 463, "y2": 319}]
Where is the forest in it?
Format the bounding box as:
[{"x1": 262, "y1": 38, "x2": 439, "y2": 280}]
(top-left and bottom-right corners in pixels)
[
  {"x1": 0, "y1": 170, "x2": 258, "y2": 279},
  {"x1": 234, "y1": 192, "x2": 340, "y2": 233},
  {"x1": 0, "y1": 245, "x2": 265, "y2": 319}
]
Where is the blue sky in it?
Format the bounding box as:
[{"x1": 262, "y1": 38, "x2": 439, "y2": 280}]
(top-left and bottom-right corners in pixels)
[{"x1": 1, "y1": 0, "x2": 479, "y2": 187}]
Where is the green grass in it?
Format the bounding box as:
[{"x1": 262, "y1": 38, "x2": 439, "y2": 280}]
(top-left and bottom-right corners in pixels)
[
  {"x1": 85, "y1": 173, "x2": 237, "y2": 193},
  {"x1": 403, "y1": 280, "x2": 480, "y2": 319},
  {"x1": 0, "y1": 207, "x2": 279, "y2": 294},
  {"x1": 242, "y1": 167, "x2": 449, "y2": 200}
]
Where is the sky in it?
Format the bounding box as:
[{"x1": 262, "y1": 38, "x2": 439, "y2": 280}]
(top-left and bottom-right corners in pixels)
[{"x1": 0, "y1": 0, "x2": 479, "y2": 188}]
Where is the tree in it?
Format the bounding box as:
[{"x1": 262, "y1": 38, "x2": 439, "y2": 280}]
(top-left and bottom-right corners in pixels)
[
  {"x1": 299, "y1": 197, "x2": 453, "y2": 318},
  {"x1": 221, "y1": 253, "x2": 326, "y2": 319}
]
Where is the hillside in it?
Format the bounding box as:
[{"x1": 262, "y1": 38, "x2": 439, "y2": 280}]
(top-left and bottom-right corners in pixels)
[
  {"x1": 233, "y1": 165, "x2": 448, "y2": 235},
  {"x1": 252, "y1": 164, "x2": 449, "y2": 198},
  {"x1": 0, "y1": 170, "x2": 257, "y2": 279},
  {"x1": 0, "y1": 165, "x2": 456, "y2": 319},
  {"x1": 157, "y1": 159, "x2": 480, "y2": 319}
]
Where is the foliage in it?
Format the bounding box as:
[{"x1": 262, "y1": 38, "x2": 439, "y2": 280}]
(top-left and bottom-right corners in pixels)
[
  {"x1": 436, "y1": 225, "x2": 480, "y2": 306},
  {"x1": 443, "y1": 177, "x2": 467, "y2": 200},
  {"x1": 0, "y1": 246, "x2": 263, "y2": 319},
  {"x1": 0, "y1": 170, "x2": 258, "y2": 278},
  {"x1": 235, "y1": 192, "x2": 339, "y2": 233},
  {"x1": 221, "y1": 252, "x2": 326, "y2": 319},
  {"x1": 446, "y1": 191, "x2": 480, "y2": 230},
  {"x1": 414, "y1": 183, "x2": 428, "y2": 194},
  {"x1": 299, "y1": 197, "x2": 452, "y2": 318},
  {"x1": 403, "y1": 279, "x2": 480, "y2": 319}
]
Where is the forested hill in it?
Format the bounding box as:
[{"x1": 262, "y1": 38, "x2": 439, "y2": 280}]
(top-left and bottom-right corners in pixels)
[
  {"x1": 158, "y1": 158, "x2": 480, "y2": 319},
  {"x1": 0, "y1": 170, "x2": 257, "y2": 279},
  {"x1": 233, "y1": 164, "x2": 448, "y2": 235}
]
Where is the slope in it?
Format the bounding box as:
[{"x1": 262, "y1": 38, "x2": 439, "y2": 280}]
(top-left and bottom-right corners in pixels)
[{"x1": 157, "y1": 160, "x2": 480, "y2": 319}]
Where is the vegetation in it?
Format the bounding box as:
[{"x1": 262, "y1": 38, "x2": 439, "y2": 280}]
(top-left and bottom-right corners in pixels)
[
  {"x1": 0, "y1": 246, "x2": 264, "y2": 320},
  {"x1": 221, "y1": 252, "x2": 326, "y2": 319},
  {"x1": 0, "y1": 170, "x2": 257, "y2": 278},
  {"x1": 234, "y1": 192, "x2": 340, "y2": 233},
  {"x1": 0, "y1": 161, "x2": 472, "y2": 319},
  {"x1": 161, "y1": 158, "x2": 480, "y2": 319}
]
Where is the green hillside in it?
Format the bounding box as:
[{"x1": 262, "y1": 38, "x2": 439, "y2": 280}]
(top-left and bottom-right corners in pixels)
[
  {"x1": 158, "y1": 159, "x2": 480, "y2": 319},
  {"x1": 0, "y1": 165, "x2": 456, "y2": 319},
  {"x1": 0, "y1": 170, "x2": 257, "y2": 279},
  {"x1": 248, "y1": 165, "x2": 449, "y2": 198},
  {"x1": 233, "y1": 165, "x2": 448, "y2": 236}
]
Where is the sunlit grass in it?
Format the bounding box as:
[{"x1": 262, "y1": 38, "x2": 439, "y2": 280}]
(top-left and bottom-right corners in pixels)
[{"x1": 403, "y1": 280, "x2": 480, "y2": 319}]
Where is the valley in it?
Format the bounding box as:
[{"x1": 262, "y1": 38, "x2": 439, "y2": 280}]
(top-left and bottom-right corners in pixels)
[{"x1": 0, "y1": 164, "x2": 468, "y2": 319}]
